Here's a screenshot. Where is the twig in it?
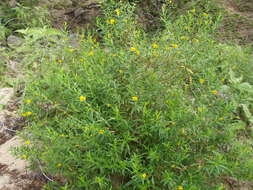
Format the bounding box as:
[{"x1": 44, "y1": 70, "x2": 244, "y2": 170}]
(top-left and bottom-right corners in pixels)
[
  {"x1": 37, "y1": 159, "x2": 55, "y2": 182},
  {"x1": 3, "y1": 126, "x2": 17, "y2": 133},
  {"x1": 0, "y1": 121, "x2": 16, "y2": 133}
]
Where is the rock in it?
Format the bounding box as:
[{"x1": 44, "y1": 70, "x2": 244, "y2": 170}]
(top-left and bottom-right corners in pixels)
[
  {"x1": 7, "y1": 60, "x2": 19, "y2": 72},
  {"x1": 74, "y1": 7, "x2": 85, "y2": 17},
  {"x1": 0, "y1": 88, "x2": 14, "y2": 107},
  {"x1": 40, "y1": 0, "x2": 72, "y2": 8},
  {"x1": 72, "y1": 0, "x2": 100, "y2": 7},
  {"x1": 0, "y1": 111, "x2": 8, "y2": 133},
  {"x1": 0, "y1": 136, "x2": 28, "y2": 172},
  {"x1": 8, "y1": 0, "x2": 17, "y2": 7},
  {"x1": 7, "y1": 35, "x2": 23, "y2": 48},
  {"x1": 69, "y1": 33, "x2": 80, "y2": 48},
  {"x1": 0, "y1": 137, "x2": 39, "y2": 190},
  {"x1": 0, "y1": 175, "x2": 11, "y2": 189}
]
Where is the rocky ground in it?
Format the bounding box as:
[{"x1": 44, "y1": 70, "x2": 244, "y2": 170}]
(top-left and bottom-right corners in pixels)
[{"x1": 0, "y1": 88, "x2": 46, "y2": 190}]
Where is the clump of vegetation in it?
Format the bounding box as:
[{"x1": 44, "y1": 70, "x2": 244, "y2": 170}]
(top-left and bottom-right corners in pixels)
[
  {"x1": 7, "y1": 0, "x2": 252, "y2": 190},
  {"x1": 0, "y1": 0, "x2": 50, "y2": 39}
]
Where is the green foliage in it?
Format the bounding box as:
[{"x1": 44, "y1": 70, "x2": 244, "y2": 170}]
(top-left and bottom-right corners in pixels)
[
  {"x1": 0, "y1": 24, "x2": 9, "y2": 42},
  {"x1": 0, "y1": 2, "x2": 50, "y2": 33},
  {"x1": 0, "y1": 47, "x2": 7, "y2": 87},
  {"x1": 14, "y1": 1, "x2": 253, "y2": 190}
]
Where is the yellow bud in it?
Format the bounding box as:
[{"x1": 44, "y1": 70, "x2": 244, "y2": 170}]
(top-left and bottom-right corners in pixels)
[
  {"x1": 79, "y1": 96, "x2": 87, "y2": 102},
  {"x1": 25, "y1": 140, "x2": 31, "y2": 145},
  {"x1": 141, "y1": 173, "x2": 147, "y2": 179},
  {"x1": 115, "y1": 9, "x2": 121, "y2": 16},
  {"x1": 211, "y1": 90, "x2": 218, "y2": 95},
  {"x1": 199, "y1": 79, "x2": 205, "y2": 84},
  {"x1": 131, "y1": 96, "x2": 138, "y2": 102},
  {"x1": 151, "y1": 43, "x2": 158, "y2": 49}
]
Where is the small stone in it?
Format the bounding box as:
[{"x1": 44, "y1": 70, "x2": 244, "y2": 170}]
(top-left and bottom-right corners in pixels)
[
  {"x1": 6, "y1": 60, "x2": 19, "y2": 72},
  {"x1": 69, "y1": 33, "x2": 80, "y2": 48},
  {"x1": 0, "y1": 88, "x2": 14, "y2": 107},
  {"x1": 0, "y1": 175, "x2": 11, "y2": 189},
  {"x1": 7, "y1": 35, "x2": 23, "y2": 48},
  {"x1": 74, "y1": 8, "x2": 85, "y2": 17}
]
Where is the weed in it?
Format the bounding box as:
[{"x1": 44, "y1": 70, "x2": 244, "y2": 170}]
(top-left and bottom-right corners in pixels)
[{"x1": 7, "y1": 1, "x2": 253, "y2": 190}]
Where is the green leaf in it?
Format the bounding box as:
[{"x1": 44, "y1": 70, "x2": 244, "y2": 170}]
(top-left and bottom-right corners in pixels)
[
  {"x1": 229, "y1": 69, "x2": 243, "y2": 84},
  {"x1": 237, "y1": 82, "x2": 253, "y2": 94},
  {"x1": 241, "y1": 104, "x2": 253, "y2": 124}
]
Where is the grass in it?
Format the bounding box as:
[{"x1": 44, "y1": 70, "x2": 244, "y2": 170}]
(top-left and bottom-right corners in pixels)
[{"x1": 0, "y1": 0, "x2": 252, "y2": 189}]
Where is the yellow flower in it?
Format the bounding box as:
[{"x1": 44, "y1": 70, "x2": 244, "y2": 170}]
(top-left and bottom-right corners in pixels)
[
  {"x1": 199, "y1": 79, "x2": 205, "y2": 84},
  {"x1": 211, "y1": 90, "x2": 218, "y2": 95},
  {"x1": 56, "y1": 163, "x2": 62, "y2": 168},
  {"x1": 21, "y1": 155, "x2": 27, "y2": 160},
  {"x1": 171, "y1": 44, "x2": 178, "y2": 48},
  {"x1": 25, "y1": 140, "x2": 31, "y2": 145},
  {"x1": 177, "y1": 186, "x2": 184, "y2": 190},
  {"x1": 136, "y1": 50, "x2": 140, "y2": 56},
  {"x1": 99, "y1": 129, "x2": 105, "y2": 134},
  {"x1": 131, "y1": 96, "x2": 138, "y2": 102},
  {"x1": 79, "y1": 96, "x2": 87, "y2": 102},
  {"x1": 22, "y1": 112, "x2": 32, "y2": 117},
  {"x1": 107, "y1": 19, "x2": 116, "y2": 25},
  {"x1": 203, "y1": 13, "x2": 208, "y2": 17},
  {"x1": 198, "y1": 107, "x2": 205, "y2": 112},
  {"x1": 27, "y1": 112, "x2": 33, "y2": 116},
  {"x1": 88, "y1": 51, "x2": 94, "y2": 56},
  {"x1": 180, "y1": 36, "x2": 189, "y2": 40},
  {"x1": 57, "y1": 59, "x2": 63, "y2": 63},
  {"x1": 25, "y1": 99, "x2": 32, "y2": 104},
  {"x1": 151, "y1": 43, "x2": 158, "y2": 49},
  {"x1": 191, "y1": 8, "x2": 196, "y2": 13},
  {"x1": 130, "y1": 47, "x2": 137, "y2": 52},
  {"x1": 141, "y1": 173, "x2": 147, "y2": 179},
  {"x1": 115, "y1": 9, "x2": 121, "y2": 16},
  {"x1": 130, "y1": 47, "x2": 140, "y2": 55},
  {"x1": 192, "y1": 38, "x2": 199, "y2": 43}
]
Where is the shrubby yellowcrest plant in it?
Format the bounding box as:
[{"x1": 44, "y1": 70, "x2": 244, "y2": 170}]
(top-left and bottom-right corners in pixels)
[{"x1": 16, "y1": 1, "x2": 253, "y2": 190}]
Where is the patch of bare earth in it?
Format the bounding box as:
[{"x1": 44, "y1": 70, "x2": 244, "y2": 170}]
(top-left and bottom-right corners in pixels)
[
  {"x1": 220, "y1": 0, "x2": 253, "y2": 45},
  {"x1": 0, "y1": 87, "x2": 46, "y2": 190},
  {"x1": 223, "y1": 176, "x2": 253, "y2": 190}
]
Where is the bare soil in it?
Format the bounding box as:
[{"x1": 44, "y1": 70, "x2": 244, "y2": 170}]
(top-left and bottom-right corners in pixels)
[
  {"x1": 0, "y1": 67, "x2": 45, "y2": 190},
  {"x1": 219, "y1": 0, "x2": 253, "y2": 45}
]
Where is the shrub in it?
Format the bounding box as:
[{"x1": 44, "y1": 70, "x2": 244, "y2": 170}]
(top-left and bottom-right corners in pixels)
[
  {"x1": 0, "y1": 2, "x2": 50, "y2": 32},
  {"x1": 17, "y1": 1, "x2": 253, "y2": 190}
]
